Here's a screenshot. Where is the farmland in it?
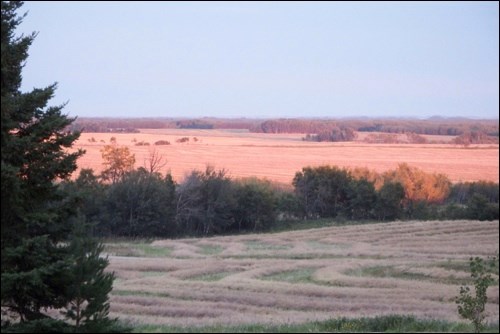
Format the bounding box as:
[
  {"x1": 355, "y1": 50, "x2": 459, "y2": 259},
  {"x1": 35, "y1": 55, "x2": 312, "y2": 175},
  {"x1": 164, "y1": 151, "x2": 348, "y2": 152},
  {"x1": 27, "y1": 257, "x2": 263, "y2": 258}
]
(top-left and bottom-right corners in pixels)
[
  {"x1": 72, "y1": 129, "x2": 499, "y2": 184},
  {"x1": 105, "y1": 220, "x2": 499, "y2": 329}
]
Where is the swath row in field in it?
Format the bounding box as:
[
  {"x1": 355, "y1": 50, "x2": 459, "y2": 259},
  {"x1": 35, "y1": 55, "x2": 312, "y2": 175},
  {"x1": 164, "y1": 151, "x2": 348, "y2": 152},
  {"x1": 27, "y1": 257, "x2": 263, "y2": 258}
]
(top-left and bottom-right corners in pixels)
[{"x1": 106, "y1": 220, "x2": 499, "y2": 327}]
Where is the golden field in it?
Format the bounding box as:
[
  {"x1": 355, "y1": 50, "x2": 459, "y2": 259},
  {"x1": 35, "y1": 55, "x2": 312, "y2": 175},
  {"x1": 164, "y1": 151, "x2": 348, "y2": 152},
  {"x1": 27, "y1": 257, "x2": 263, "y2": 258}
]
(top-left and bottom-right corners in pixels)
[
  {"x1": 72, "y1": 129, "x2": 499, "y2": 184},
  {"x1": 105, "y1": 220, "x2": 499, "y2": 327}
]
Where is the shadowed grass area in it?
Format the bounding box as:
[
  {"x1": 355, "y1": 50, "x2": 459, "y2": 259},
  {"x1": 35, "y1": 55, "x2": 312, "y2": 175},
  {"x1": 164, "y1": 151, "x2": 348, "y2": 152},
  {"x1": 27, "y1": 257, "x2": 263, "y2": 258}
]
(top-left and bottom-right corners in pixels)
[
  {"x1": 104, "y1": 243, "x2": 173, "y2": 257},
  {"x1": 112, "y1": 290, "x2": 171, "y2": 298},
  {"x1": 435, "y1": 260, "x2": 470, "y2": 272},
  {"x1": 131, "y1": 315, "x2": 499, "y2": 333},
  {"x1": 261, "y1": 268, "x2": 316, "y2": 284},
  {"x1": 220, "y1": 253, "x2": 387, "y2": 260},
  {"x1": 140, "y1": 271, "x2": 166, "y2": 278},
  {"x1": 345, "y1": 265, "x2": 475, "y2": 285},
  {"x1": 306, "y1": 241, "x2": 349, "y2": 250},
  {"x1": 269, "y1": 218, "x2": 386, "y2": 233},
  {"x1": 196, "y1": 244, "x2": 224, "y2": 255},
  {"x1": 436, "y1": 259, "x2": 500, "y2": 277},
  {"x1": 245, "y1": 241, "x2": 293, "y2": 252},
  {"x1": 187, "y1": 271, "x2": 235, "y2": 281},
  {"x1": 260, "y1": 267, "x2": 347, "y2": 287},
  {"x1": 269, "y1": 218, "x2": 337, "y2": 233}
]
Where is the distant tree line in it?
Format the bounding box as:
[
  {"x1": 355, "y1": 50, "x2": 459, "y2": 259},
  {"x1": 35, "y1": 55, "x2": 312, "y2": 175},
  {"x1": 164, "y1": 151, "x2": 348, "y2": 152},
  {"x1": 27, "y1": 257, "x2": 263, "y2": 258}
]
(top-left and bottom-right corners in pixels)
[
  {"x1": 61, "y1": 146, "x2": 499, "y2": 239},
  {"x1": 303, "y1": 127, "x2": 357, "y2": 142},
  {"x1": 176, "y1": 119, "x2": 214, "y2": 129},
  {"x1": 362, "y1": 132, "x2": 429, "y2": 144},
  {"x1": 68, "y1": 117, "x2": 499, "y2": 144},
  {"x1": 252, "y1": 119, "x2": 498, "y2": 137},
  {"x1": 452, "y1": 131, "x2": 499, "y2": 145}
]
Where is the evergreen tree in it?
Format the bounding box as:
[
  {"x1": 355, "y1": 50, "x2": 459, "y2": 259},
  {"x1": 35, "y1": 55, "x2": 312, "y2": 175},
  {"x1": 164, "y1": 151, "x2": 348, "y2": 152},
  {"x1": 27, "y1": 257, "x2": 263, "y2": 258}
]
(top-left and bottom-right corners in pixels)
[
  {"x1": 62, "y1": 217, "x2": 121, "y2": 332},
  {"x1": 0, "y1": 2, "x2": 120, "y2": 331}
]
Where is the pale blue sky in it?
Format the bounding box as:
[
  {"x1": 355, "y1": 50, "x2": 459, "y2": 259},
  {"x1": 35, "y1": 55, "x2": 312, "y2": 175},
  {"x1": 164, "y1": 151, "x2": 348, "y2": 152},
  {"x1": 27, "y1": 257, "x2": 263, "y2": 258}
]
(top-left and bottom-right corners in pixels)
[{"x1": 19, "y1": 1, "x2": 499, "y2": 119}]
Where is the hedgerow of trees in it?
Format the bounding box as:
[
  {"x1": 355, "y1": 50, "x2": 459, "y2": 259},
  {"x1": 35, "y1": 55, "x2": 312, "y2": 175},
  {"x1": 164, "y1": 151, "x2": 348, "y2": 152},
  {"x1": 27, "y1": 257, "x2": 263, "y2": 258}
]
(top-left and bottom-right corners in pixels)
[{"x1": 61, "y1": 145, "x2": 499, "y2": 238}]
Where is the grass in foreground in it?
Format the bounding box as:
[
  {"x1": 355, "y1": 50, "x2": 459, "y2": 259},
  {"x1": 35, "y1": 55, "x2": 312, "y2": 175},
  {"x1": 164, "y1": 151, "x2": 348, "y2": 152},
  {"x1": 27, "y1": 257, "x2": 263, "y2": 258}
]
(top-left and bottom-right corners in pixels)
[{"x1": 131, "y1": 315, "x2": 499, "y2": 333}]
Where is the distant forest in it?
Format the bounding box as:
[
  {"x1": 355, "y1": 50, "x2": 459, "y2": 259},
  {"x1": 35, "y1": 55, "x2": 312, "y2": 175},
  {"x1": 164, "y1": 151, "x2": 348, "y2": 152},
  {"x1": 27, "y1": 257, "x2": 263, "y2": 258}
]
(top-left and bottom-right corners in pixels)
[{"x1": 69, "y1": 117, "x2": 499, "y2": 144}]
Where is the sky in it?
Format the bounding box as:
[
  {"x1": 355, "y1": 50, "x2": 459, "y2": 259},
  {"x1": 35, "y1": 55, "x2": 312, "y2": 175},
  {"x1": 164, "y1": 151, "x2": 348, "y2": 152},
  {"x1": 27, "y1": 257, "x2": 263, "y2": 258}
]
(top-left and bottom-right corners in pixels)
[{"x1": 18, "y1": 1, "x2": 499, "y2": 119}]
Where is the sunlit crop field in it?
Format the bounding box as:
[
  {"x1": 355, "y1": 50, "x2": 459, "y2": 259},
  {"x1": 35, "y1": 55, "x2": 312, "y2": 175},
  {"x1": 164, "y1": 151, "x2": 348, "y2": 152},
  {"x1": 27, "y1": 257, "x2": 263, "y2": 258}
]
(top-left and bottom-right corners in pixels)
[
  {"x1": 72, "y1": 129, "x2": 499, "y2": 184},
  {"x1": 105, "y1": 220, "x2": 499, "y2": 327}
]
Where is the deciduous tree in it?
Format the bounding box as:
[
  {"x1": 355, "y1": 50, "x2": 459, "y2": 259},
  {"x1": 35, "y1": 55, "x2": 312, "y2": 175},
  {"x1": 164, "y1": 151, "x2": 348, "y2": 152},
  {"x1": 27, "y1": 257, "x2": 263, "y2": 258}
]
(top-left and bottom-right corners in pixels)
[
  {"x1": 456, "y1": 255, "x2": 498, "y2": 333},
  {"x1": 176, "y1": 166, "x2": 235, "y2": 235},
  {"x1": 293, "y1": 166, "x2": 352, "y2": 219},
  {"x1": 100, "y1": 144, "x2": 135, "y2": 183},
  {"x1": 103, "y1": 168, "x2": 176, "y2": 237},
  {"x1": 232, "y1": 178, "x2": 277, "y2": 232}
]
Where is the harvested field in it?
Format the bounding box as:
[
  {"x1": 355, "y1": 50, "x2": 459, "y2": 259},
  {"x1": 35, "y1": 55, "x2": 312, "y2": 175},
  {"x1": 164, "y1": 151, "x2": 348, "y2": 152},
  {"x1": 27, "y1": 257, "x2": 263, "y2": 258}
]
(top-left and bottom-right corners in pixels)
[
  {"x1": 72, "y1": 129, "x2": 499, "y2": 184},
  {"x1": 106, "y1": 220, "x2": 499, "y2": 327}
]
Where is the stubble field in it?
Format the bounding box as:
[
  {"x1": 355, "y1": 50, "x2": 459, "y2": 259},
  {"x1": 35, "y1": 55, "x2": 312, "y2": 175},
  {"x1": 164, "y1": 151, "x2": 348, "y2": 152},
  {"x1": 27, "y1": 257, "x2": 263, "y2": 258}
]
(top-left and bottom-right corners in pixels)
[
  {"x1": 72, "y1": 129, "x2": 499, "y2": 184},
  {"x1": 105, "y1": 220, "x2": 499, "y2": 328}
]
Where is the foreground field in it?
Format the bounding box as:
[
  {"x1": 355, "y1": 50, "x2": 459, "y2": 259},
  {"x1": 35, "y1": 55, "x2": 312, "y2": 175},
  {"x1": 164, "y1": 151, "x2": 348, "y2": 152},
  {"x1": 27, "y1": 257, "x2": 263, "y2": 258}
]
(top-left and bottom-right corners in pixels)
[
  {"x1": 105, "y1": 220, "x2": 499, "y2": 328},
  {"x1": 72, "y1": 129, "x2": 499, "y2": 184}
]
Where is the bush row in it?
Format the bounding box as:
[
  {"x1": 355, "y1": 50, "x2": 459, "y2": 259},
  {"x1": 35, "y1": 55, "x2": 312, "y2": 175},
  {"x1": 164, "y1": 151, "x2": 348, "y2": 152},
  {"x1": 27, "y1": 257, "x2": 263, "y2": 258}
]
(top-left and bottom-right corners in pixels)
[{"x1": 61, "y1": 165, "x2": 499, "y2": 238}]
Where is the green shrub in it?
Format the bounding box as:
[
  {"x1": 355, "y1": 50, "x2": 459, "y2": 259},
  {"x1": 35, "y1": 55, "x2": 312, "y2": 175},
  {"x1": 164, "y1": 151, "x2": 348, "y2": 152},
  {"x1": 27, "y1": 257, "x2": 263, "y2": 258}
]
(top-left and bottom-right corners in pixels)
[{"x1": 456, "y1": 255, "x2": 499, "y2": 333}]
